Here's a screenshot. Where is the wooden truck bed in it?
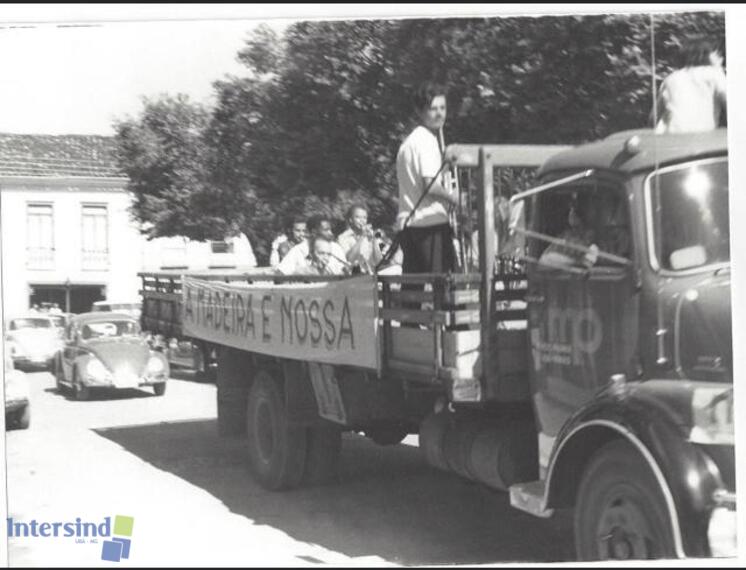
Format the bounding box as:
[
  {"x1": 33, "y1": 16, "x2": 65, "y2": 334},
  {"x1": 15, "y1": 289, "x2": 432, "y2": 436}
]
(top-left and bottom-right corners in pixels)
[{"x1": 139, "y1": 267, "x2": 530, "y2": 404}]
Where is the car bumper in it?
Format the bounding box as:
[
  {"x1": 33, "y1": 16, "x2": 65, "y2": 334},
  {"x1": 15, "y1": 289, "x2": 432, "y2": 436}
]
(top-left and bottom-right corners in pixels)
[
  {"x1": 81, "y1": 374, "x2": 167, "y2": 389},
  {"x1": 5, "y1": 398, "x2": 29, "y2": 413},
  {"x1": 707, "y1": 490, "x2": 737, "y2": 557},
  {"x1": 13, "y1": 355, "x2": 53, "y2": 369}
]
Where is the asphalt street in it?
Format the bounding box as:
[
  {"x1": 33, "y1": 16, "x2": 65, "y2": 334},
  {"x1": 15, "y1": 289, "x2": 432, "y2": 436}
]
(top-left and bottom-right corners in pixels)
[{"x1": 5, "y1": 370, "x2": 575, "y2": 566}]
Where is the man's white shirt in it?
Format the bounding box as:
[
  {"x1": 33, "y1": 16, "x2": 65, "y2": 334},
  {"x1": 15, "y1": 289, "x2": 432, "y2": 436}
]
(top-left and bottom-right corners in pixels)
[
  {"x1": 276, "y1": 239, "x2": 348, "y2": 275},
  {"x1": 396, "y1": 125, "x2": 452, "y2": 230}
]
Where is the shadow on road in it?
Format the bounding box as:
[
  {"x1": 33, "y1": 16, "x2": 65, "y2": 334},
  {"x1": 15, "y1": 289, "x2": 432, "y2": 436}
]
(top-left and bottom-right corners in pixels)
[
  {"x1": 44, "y1": 387, "x2": 154, "y2": 401},
  {"x1": 94, "y1": 419, "x2": 574, "y2": 565}
]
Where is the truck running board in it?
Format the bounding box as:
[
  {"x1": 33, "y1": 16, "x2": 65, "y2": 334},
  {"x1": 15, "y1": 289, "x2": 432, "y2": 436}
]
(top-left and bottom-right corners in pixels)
[{"x1": 509, "y1": 480, "x2": 554, "y2": 518}]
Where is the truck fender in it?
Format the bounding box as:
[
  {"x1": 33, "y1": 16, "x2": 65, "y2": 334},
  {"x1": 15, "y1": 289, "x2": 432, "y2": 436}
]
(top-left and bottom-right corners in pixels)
[{"x1": 543, "y1": 390, "x2": 726, "y2": 558}]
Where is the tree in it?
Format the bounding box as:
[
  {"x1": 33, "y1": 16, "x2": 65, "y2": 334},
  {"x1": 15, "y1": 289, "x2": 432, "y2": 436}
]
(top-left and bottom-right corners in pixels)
[
  {"x1": 114, "y1": 94, "x2": 246, "y2": 241},
  {"x1": 115, "y1": 11, "x2": 725, "y2": 263}
]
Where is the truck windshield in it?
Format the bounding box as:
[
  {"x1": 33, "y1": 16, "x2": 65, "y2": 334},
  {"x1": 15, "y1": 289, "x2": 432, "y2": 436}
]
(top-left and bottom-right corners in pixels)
[{"x1": 650, "y1": 158, "x2": 729, "y2": 271}]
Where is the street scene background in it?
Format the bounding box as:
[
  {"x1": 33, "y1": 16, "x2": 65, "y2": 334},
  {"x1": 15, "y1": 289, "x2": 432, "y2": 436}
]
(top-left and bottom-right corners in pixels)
[{"x1": 2, "y1": 5, "x2": 745, "y2": 567}]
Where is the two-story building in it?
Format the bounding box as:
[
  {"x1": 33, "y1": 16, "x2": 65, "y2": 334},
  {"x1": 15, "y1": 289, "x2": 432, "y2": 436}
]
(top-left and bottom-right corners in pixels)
[
  {"x1": 0, "y1": 133, "x2": 258, "y2": 316},
  {"x1": 0, "y1": 133, "x2": 142, "y2": 315}
]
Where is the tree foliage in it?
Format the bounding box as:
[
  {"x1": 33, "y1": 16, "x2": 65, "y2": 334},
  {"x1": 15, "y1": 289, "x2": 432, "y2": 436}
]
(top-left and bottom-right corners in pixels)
[{"x1": 114, "y1": 11, "x2": 725, "y2": 263}]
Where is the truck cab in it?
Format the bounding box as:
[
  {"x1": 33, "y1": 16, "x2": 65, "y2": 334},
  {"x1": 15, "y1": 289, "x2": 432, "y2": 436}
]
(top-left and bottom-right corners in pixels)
[{"x1": 506, "y1": 128, "x2": 734, "y2": 559}]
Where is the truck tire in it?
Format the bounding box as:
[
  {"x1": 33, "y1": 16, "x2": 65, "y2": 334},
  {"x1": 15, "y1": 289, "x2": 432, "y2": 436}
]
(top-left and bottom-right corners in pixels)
[
  {"x1": 574, "y1": 439, "x2": 676, "y2": 561},
  {"x1": 217, "y1": 348, "x2": 250, "y2": 437},
  {"x1": 443, "y1": 419, "x2": 483, "y2": 480},
  {"x1": 245, "y1": 370, "x2": 307, "y2": 491},
  {"x1": 303, "y1": 424, "x2": 342, "y2": 486}
]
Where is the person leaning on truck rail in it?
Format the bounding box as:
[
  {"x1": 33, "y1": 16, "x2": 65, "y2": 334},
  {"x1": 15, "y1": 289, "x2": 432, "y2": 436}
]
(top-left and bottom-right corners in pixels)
[
  {"x1": 276, "y1": 214, "x2": 347, "y2": 276},
  {"x1": 337, "y1": 203, "x2": 383, "y2": 274},
  {"x1": 396, "y1": 82, "x2": 459, "y2": 276},
  {"x1": 270, "y1": 216, "x2": 308, "y2": 267},
  {"x1": 653, "y1": 36, "x2": 727, "y2": 134}
]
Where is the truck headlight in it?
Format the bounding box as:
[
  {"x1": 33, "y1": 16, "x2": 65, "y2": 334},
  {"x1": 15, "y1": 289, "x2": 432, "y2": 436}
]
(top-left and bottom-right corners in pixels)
[
  {"x1": 689, "y1": 387, "x2": 734, "y2": 445},
  {"x1": 86, "y1": 358, "x2": 111, "y2": 381},
  {"x1": 147, "y1": 356, "x2": 165, "y2": 375}
]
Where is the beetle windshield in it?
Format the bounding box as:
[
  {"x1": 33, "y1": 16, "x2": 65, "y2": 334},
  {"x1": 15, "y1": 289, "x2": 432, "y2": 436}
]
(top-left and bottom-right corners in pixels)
[
  {"x1": 650, "y1": 159, "x2": 729, "y2": 271},
  {"x1": 10, "y1": 318, "x2": 52, "y2": 330},
  {"x1": 81, "y1": 320, "x2": 140, "y2": 340}
]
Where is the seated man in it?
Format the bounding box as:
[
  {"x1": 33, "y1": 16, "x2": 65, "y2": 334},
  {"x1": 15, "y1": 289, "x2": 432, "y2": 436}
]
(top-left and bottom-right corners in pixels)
[
  {"x1": 539, "y1": 201, "x2": 599, "y2": 269},
  {"x1": 276, "y1": 215, "x2": 348, "y2": 275},
  {"x1": 337, "y1": 204, "x2": 383, "y2": 274},
  {"x1": 307, "y1": 236, "x2": 350, "y2": 276},
  {"x1": 270, "y1": 217, "x2": 307, "y2": 267}
]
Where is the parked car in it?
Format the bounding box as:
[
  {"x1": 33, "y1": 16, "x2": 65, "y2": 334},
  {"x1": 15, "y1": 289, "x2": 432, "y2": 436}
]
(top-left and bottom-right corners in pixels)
[
  {"x1": 91, "y1": 300, "x2": 142, "y2": 320},
  {"x1": 53, "y1": 312, "x2": 169, "y2": 400},
  {"x1": 4, "y1": 344, "x2": 30, "y2": 430},
  {"x1": 5, "y1": 314, "x2": 64, "y2": 371}
]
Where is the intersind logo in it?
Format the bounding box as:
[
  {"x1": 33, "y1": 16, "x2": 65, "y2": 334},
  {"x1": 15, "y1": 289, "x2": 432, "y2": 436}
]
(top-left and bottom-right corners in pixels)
[{"x1": 7, "y1": 514, "x2": 134, "y2": 562}]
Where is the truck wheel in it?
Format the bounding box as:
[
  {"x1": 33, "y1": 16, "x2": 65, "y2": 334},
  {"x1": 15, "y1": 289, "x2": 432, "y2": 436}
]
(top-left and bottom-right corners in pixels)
[
  {"x1": 16, "y1": 405, "x2": 30, "y2": 430},
  {"x1": 574, "y1": 439, "x2": 676, "y2": 561},
  {"x1": 245, "y1": 370, "x2": 307, "y2": 491},
  {"x1": 303, "y1": 425, "x2": 342, "y2": 486},
  {"x1": 217, "y1": 348, "x2": 250, "y2": 437}
]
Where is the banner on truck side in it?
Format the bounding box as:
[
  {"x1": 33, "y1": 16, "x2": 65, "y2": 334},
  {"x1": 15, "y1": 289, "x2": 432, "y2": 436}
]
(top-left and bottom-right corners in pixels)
[{"x1": 181, "y1": 275, "x2": 380, "y2": 370}]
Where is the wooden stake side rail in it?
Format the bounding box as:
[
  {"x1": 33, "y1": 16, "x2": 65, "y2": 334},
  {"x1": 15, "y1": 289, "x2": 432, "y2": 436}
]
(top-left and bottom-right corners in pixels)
[{"x1": 139, "y1": 271, "x2": 529, "y2": 389}]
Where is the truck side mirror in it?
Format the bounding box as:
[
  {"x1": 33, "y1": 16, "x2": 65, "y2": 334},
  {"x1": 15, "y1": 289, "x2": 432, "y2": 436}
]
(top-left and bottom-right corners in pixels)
[{"x1": 669, "y1": 245, "x2": 707, "y2": 270}]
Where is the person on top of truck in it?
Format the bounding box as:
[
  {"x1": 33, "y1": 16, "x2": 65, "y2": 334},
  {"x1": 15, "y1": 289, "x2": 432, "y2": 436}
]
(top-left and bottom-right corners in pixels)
[
  {"x1": 307, "y1": 235, "x2": 350, "y2": 276},
  {"x1": 276, "y1": 214, "x2": 347, "y2": 275},
  {"x1": 337, "y1": 204, "x2": 383, "y2": 274},
  {"x1": 395, "y1": 81, "x2": 459, "y2": 275},
  {"x1": 270, "y1": 216, "x2": 308, "y2": 267},
  {"x1": 653, "y1": 36, "x2": 727, "y2": 134}
]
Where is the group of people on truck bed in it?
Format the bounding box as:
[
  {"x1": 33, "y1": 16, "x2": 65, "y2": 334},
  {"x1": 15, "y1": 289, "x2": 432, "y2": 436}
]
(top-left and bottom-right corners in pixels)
[
  {"x1": 268, "y1": 36, "x2": 726, "y2": 278},
  {"x1": 269, "y1": 207, "x2": 401, "y2": 276}
]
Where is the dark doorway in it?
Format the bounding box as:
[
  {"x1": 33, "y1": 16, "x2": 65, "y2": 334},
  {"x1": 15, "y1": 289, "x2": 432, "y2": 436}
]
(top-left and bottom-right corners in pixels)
[{"x1": 29, "y1": 284, "x2": 106, "y2": 314}]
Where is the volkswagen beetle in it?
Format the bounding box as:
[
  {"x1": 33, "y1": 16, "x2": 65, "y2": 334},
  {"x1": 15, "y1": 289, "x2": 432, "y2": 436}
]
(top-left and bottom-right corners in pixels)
[{"x1": 53, "y1": 312, "x2": 169, "y2": 400}]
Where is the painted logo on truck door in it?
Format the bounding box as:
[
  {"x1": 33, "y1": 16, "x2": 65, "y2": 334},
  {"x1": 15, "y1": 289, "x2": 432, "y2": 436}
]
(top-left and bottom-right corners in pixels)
[{"x1": 530, "y1": 305, "x2": 603, "y2": 371}]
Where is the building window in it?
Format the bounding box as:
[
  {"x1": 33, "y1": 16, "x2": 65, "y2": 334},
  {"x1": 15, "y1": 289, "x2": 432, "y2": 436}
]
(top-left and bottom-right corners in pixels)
[
  {"x1": 210, "y1": 240, "x2": 234, "y2": 254},
  {"x1": 81, "y1": 204, "x2": 109, "y2": 270},
  {"x1": 160, "y1": 238, "x2": 188, "y2": 269},
  {"x1": 26, "y1": 203, "x2": 55, "y2": 270}
]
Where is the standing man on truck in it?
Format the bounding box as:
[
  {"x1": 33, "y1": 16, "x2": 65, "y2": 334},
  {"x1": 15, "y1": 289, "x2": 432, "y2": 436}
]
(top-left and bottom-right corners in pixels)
[{"x1": 395, "y1": 82, "x2": 459, "y2": 276}]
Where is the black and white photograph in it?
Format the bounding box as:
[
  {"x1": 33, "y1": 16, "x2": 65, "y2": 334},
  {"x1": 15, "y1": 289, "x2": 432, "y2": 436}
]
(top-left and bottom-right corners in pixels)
[{"x1": 0, "y1": 4, "x2": 743, "y2": 567}]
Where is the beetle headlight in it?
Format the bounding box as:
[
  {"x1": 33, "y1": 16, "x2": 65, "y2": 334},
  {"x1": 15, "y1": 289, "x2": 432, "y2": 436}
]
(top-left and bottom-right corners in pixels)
[
  {"x1": 86, "y1": 358, "x2": 111, "y2": 380},
  {"x1": 147, "y1": 356, "x2": 165, "y2": 375},
  {"x1": 708, "y1": 493, "x2": 737, "y2": 558}
]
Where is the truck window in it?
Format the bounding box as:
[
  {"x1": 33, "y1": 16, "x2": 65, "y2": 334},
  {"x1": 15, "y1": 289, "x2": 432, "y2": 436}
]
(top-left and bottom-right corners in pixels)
[
  {"x1": 648, "y1": 158, "x2": 729, "y2": 271},
  {"x1": 531, "y1": 179, "x2": 631, "y2": 270}
]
